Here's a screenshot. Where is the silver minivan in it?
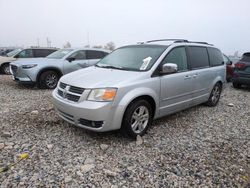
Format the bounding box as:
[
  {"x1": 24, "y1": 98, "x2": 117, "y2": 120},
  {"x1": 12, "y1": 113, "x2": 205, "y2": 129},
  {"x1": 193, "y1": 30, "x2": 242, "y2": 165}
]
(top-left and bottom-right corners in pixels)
[{"x1": 52, "y1": 39, "x2": 226, "y2": 138}]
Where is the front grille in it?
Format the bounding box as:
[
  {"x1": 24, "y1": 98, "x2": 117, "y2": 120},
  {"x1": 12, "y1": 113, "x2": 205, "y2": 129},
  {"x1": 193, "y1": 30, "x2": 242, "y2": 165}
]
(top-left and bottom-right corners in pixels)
[
  {"x1": 57, "y1": 82, "x2": 84, "y2": 102},
  {"x1": 11, "y1": 65, "x2": 18, "y2": 75},
  {"x1": 78, "y1": 118, "x2": 103, "y2": 128},
  {"x1": 59, "y1": 82, "x2": 67, "y2": 89},
  {"x1": 65, "y1": 93, "x2": 80, "y2": 102},
  {"x1": 69, "y1": 86, "x2": 85, "y2": 94}
]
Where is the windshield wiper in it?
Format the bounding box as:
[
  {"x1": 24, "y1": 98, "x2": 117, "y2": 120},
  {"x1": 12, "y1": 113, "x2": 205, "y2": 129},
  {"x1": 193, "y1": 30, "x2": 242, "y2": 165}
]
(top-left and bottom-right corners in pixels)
[{"x1": 95, "y1": 64, "x2": 124, "y2": 70}]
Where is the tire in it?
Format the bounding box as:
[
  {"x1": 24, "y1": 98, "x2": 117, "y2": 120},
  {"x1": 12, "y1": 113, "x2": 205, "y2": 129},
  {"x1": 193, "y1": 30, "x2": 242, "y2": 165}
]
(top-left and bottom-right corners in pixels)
[
  {"x1": 121, "y1": 99, "x2": 153, "y2": 138},
  {"x1": 1, "y1": 63, "x2": 11, "y2": 75},
  {"x1": 38, "y1": 71, "x2": 59, "y2": 89},
  {"x1": 232, "y1": 82, "x2": 241, "y2": 89},
  {"x1": 205, "y1": 82, "x2": 222, "y2": 107}
]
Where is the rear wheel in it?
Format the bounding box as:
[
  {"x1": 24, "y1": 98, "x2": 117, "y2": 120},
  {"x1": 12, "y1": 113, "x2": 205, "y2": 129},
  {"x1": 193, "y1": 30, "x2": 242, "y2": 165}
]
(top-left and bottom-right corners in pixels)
[
  {"x1": 121, "y1": 99, "x2": 153, "y2": 138},
  {"x1": 232, "y1": 82, "x2": 241, "y2": 89},
  {"x1": 1, "y1": 63, "x2": 11, "y2": 75},
  {"x1": 205, "y1": 83, "x2": 222, "y2": 107},
  {"x1": 38, "y1": 71, "x2": 59, "y2": 89}
]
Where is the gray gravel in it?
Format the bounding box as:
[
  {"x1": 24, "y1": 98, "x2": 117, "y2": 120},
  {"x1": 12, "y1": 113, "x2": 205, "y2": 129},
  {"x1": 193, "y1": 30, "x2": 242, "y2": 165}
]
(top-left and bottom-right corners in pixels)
[{"x1": 0, "y1": 75, "x2": 250, "y2": 187}]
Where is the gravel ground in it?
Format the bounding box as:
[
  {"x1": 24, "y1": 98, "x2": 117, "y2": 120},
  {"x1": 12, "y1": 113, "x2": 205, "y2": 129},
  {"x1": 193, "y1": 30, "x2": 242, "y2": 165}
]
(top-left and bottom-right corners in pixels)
[{"x1": 0, "y1": 75, "x2": 250, "y2": 187}]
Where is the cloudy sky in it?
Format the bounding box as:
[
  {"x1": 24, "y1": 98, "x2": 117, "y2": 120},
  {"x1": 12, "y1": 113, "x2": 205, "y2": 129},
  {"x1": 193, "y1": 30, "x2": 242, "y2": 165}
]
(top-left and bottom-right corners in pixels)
[{"x1": 0, "y1": 0, "x2": 249, "y2": 55}]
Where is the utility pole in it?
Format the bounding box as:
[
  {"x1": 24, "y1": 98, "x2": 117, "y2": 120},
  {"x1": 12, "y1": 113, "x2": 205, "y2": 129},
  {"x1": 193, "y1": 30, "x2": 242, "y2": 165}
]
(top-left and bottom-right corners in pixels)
[
  {"x1": 46, "y1": 37, "x2": 52, "y2": 47},
  {"x1": 37, "y1": 38, "x2": 40, "y2": 47}
]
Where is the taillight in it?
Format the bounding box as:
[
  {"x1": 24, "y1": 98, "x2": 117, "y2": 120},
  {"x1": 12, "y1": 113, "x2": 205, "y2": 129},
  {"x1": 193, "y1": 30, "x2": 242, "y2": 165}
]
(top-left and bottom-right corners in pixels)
[{"x1": 235, "y1": 62, "x2": 246, "y2": 69}]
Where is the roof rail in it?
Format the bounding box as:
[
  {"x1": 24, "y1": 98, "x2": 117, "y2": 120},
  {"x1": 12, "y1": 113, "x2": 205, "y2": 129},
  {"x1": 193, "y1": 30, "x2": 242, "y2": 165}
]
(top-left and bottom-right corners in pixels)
[
  {"x1": 188, "y1": 41, "x2": 213, "y2": 46},
  {"x1": 145, "y1": 39, "x2": 189, "y2": 43},
  {"x1": 138, "y1": 39, "x2": 213, "y2": 46}
]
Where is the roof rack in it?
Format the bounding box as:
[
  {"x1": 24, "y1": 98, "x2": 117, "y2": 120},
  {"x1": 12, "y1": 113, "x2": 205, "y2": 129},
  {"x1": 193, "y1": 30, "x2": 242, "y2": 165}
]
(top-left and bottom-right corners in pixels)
[
  {"x1": 139, "y1": 39, "x2": 213, "y2": 46},
  {"x1": 145, "y1": 39, "x2": 189, "y2": 43}
]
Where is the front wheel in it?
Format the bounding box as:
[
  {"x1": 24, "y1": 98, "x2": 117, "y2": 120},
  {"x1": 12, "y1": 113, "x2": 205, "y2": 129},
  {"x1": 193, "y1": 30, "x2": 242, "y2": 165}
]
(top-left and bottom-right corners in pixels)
[
  {"x1": 205, "y1": 83, "x2": 222, "y2": 107},
  {"x1": 121, "y1": 99, "x2": 153, "y2": 138},
  {"x1": 38, "y1": 71, "x2": 59, "y2": 89},
  {"x1": 1, "y1": 63, "x2": 11, "y2": 75}
]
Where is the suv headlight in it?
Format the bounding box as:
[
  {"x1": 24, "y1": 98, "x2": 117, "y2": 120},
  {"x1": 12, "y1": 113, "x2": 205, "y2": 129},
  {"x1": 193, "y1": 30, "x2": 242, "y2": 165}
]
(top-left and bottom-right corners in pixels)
[
  {"x1": 87, "y1": 88, "x2": 117, "y2": 102},
  {"x1": 22, "y1": 64, "x2": 37, "y2": 69}
]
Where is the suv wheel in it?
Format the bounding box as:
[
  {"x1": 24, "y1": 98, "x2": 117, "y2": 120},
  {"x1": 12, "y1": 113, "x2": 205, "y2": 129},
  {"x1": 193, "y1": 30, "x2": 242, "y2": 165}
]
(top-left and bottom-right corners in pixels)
[
  {"x1": 122, "y1": 99, "x2": 153, "y2": 138},
  {"x1": 38, "y1": 71, "x2": 59, "y2": 89},
  {"x1": 232, "y1": 82, "x2": 241, "y2": 89},
  {"x1": 1, "y1": 63, "x2": 11, "y2": 75},
  {"x1": 205, "y1": 83, "x2": 222, "y2": 107}
]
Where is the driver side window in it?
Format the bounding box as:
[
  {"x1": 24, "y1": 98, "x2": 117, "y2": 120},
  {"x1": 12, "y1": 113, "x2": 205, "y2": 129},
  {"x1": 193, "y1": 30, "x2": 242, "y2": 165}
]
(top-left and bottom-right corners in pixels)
[
  {"x1": 17, "y1": 49, "x2": 33, "y2": 58},
  {"x1": 162, "y1": 47, "x2": 188, "y2": 72},
  {"x1": 68, "y1": 50, "x2": 86, "y2": 60}
]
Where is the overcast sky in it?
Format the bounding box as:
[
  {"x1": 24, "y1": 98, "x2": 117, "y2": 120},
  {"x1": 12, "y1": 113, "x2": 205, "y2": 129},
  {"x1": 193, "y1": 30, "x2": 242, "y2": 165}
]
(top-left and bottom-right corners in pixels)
[{"x1": 0, "y1": 0, "x2": 249, "y2": 55}]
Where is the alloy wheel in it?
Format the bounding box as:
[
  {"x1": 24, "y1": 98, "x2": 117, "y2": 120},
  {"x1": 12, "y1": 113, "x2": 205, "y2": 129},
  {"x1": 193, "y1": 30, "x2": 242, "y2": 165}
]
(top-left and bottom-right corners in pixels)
[{"x1": 130, "y1": 106, "x2": 149, "y2": 134}]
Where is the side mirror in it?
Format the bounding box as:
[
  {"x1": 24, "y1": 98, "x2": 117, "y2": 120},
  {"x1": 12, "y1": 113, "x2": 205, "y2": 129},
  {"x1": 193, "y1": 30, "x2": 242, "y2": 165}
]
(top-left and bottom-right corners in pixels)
[
  {"x1": 160, "y1": 63, "x2": 177, "y2": 74},
  {"x1": 14, "y1": 54, "x2": 19, "y2": 58},
  {"x1": 67, "y1": 57, "x2": 76, "y2": 62}
]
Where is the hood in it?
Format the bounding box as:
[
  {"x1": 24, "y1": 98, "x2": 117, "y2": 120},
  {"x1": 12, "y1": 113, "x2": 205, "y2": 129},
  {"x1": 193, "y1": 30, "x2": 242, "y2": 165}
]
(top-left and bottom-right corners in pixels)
[
  {"x1": 60, "y1": 66, "x2": 146, "y2": 88},
  {"x1": 10, "y1": 58, "x2": 62, "y2": 66},
  {"x1": 0, "y1": 56, "x2": 15, "y2": 63}
]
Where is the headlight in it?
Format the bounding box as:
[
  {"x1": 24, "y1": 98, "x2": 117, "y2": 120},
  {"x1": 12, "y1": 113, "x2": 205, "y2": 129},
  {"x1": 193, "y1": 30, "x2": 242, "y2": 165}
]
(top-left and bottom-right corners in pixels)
[
  {"x1": 87, "y1": 88, "x2": 117, "y2": 102},
  {"x1": 22, "y1": 64, "x2": 37, "y2": 69}
]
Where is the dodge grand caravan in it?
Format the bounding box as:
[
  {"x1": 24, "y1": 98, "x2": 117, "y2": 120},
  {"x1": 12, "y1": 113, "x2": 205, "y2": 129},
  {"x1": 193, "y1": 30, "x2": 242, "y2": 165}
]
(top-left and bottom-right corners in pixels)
[{"x1": 52, "y1": 39, "x2": 226, "y2": 138}]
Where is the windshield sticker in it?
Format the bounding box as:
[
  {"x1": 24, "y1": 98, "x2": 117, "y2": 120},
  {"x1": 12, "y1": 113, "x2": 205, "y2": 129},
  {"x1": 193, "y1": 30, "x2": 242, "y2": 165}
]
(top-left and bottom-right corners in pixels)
[{"x1": 140, "y1": 57, "x2": 152, "y2": 70}]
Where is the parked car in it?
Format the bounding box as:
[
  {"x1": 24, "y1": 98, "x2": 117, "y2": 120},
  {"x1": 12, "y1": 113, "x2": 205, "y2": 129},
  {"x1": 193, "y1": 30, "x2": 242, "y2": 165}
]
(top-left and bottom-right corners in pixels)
[
  {"x1": 223, "y1": 54, "x2": 234, "y2": 82},
  {"x1": 10, "y1": 48, "x2": 110, "y2": 89},
  {"x1": 0, "y1": 48, "x2": 57, "y2": 74},
  {"x1": 232, "y1": 52, "x2": 250, "y2": 88},
  {"x1": 52, "y1": 39, "x2": 226, "y2": 138},
  {"x1": 0, "y1": 48, "x2": 16, "y2": 56}
]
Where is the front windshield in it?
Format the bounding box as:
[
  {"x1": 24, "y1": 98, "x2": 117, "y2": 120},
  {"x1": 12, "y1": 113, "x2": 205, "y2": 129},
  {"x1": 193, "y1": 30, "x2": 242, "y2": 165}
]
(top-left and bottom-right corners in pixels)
[
  {"x1": 96, "y1": 45, "x2": 167, "y2": 71},
  {"x1": 47, "y1": 49, "x2": 73, "y2": 59},
  {"x1": 7, "y1": 49, "x2": 22, "y2": 57}
]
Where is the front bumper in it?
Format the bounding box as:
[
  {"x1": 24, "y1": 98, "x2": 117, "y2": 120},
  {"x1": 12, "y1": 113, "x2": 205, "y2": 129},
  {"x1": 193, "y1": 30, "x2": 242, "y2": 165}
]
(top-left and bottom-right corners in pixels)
[
  {"x1": 52, "y1": 89, "x2": 123, "y2": 132},
  {"x1": 10, "y1": 64, "x2": 37, "y2": 83}
]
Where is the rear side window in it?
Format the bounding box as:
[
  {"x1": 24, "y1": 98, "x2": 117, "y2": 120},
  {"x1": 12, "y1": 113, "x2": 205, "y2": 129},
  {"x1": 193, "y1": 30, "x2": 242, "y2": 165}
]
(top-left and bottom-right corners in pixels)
[
  {"x1": 189, "y1": 47, "x2": 209, "y2": 69},
  {"x1": 86, "y1": 50, "x2": 106, "y2": 59},
  {"x1": 34, "y1": 49, "x2": 56, "y2": 57},
  {"x1": 208, "y1": 48, "x2": 224, "y2": 66},
  {"x1": 162, "y1": 47, "x2": 188, "y2": 71}
]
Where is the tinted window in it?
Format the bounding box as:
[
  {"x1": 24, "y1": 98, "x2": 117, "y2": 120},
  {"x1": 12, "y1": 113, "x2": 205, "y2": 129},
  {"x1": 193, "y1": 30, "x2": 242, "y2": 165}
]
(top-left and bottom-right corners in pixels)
[
  {"x1": 208, "y1": 48, "x2": 224, "y2": 66},
  {"x1": 68, "y1": 50, "x2": 86, "y2": 60},
  {"x1": 162, "y1": 47, "x2": 188, "y2": 71},
  {"x1": 34, "y1": 49, "x2": 56, "y2": 57},
  {"x1": 241, "y1": 53, "x2": 250, "y2": 62},
  {"x1": 17, "y1": 49, "x2": 33, "y2": 58},
  {"x1": 189, "y1": 47, "x2": 209, "y2": 69},
  {"x1": 86, "y1": 50, "x2": 106, "y2": 59}
]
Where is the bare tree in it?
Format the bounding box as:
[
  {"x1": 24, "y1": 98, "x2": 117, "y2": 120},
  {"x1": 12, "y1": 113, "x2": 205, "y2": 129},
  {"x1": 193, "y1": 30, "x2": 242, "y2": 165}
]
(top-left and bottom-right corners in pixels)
[
  {"x1": 63, "y1": 41, "x2": 71, "y2": 48},
  {"x1": 104, "y1": 42, "x2": 115, "y2": 51}
]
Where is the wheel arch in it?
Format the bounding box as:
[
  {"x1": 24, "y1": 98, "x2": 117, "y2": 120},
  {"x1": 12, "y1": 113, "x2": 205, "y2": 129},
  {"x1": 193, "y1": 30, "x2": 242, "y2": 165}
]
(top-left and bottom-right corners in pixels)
[{"x1": 36, "y1": 67, "x2": 63, "y2": 82}]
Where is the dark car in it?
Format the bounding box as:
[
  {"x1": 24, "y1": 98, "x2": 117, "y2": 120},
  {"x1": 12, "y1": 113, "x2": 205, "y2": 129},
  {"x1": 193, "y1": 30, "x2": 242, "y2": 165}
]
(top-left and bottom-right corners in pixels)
[
  {"x1": 232, "y1": 52, "x2": 250, "y2": 88},
  {"x1": 223, "y1": 54, "x2": 234, "y2": 82}
]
